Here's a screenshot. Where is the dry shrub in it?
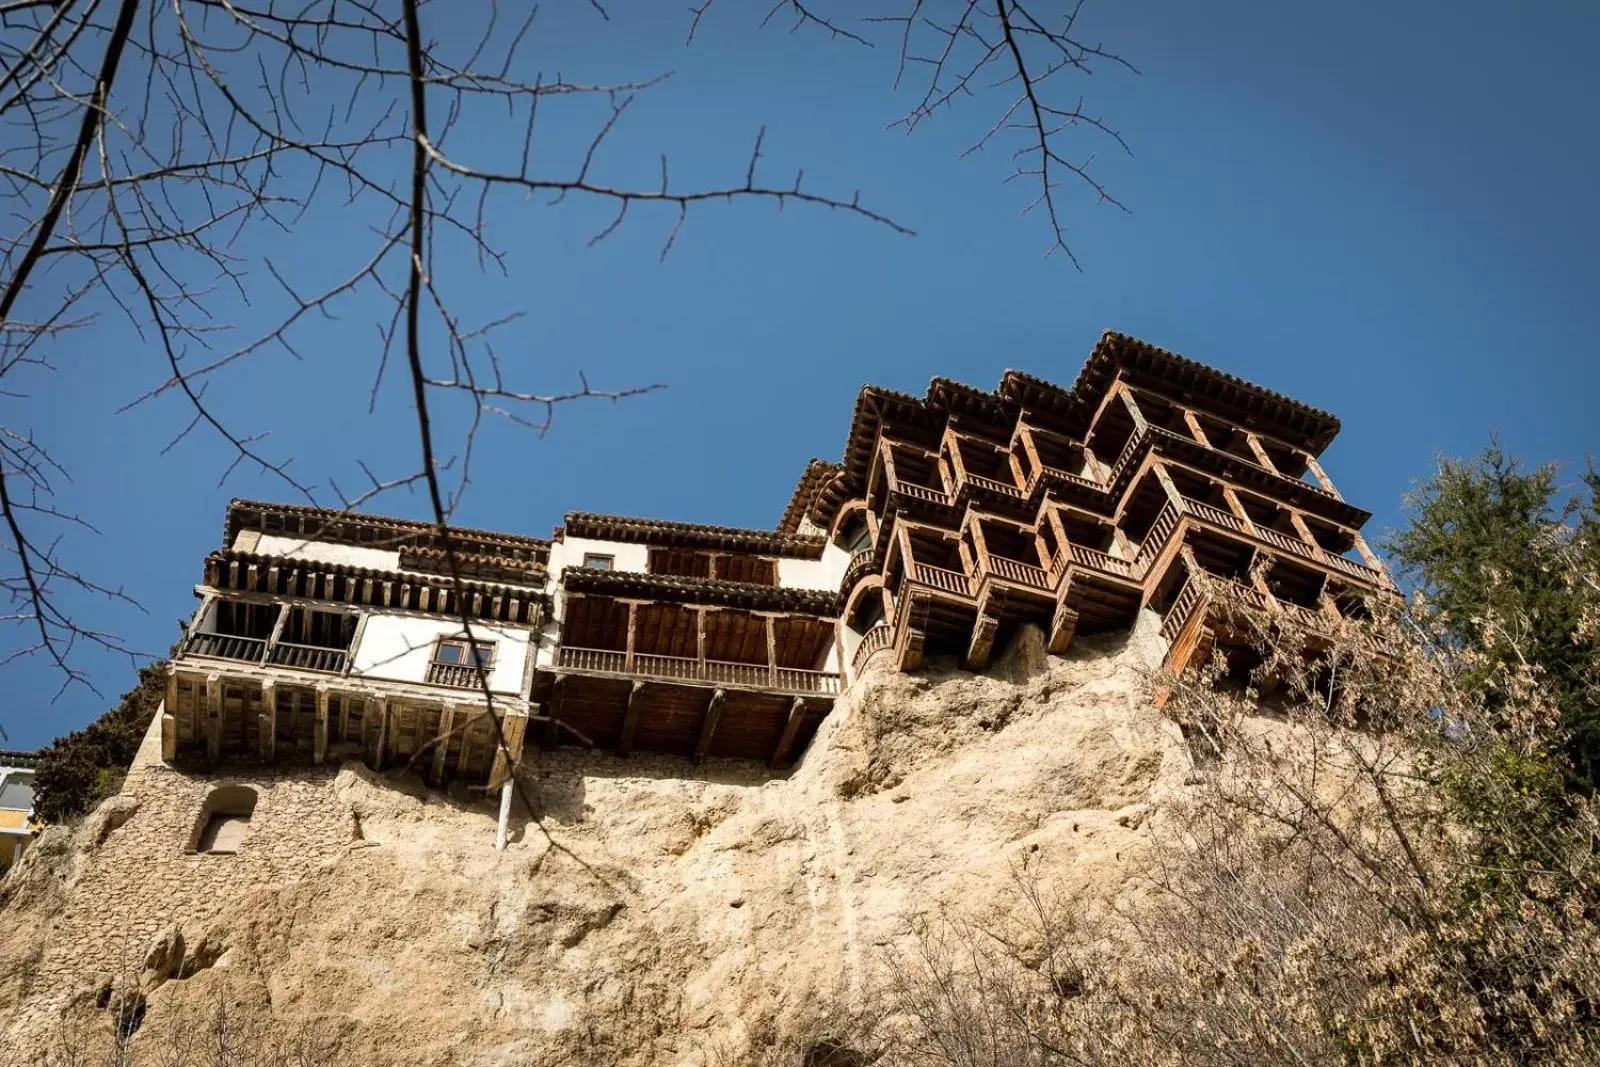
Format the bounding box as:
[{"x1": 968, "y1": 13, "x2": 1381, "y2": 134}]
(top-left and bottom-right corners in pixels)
[{"x1": 871, "y1": 582, "x2": 1600, "y2": 1067}]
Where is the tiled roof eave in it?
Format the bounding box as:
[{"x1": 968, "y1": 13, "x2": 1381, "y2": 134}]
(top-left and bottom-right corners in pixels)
[
  {"x1": 562, "y1": 513, "x2": 826, "y2": 557},
  {"x1": 562, "y1": 568, "x2": 841, "y2": 616}
]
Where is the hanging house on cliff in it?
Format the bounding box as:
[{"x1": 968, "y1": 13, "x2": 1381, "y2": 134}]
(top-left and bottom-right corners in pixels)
[{"x1": 162, "y1": 330, "x2": 1393, "y2": 787}]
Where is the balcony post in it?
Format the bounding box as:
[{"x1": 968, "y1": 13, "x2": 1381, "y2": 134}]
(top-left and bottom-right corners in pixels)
[
  {"x1": 1181, "y1": 409, "x2": 1211, "y2": 448},
  {"x1": 1082, "y1": 445, "x2": 1108, "y2": 484},
  {"x1": 1302, "y1": 453, "x2": 1343, "y2": 500},
  {"x1": 624, "y1": 601, "x2": 638, "y2": 671},
  {"x1": 1248, "y1": 551, "x2": 1277, "y2": 604},
  {"x1": 369, "y1": 697, "x2": 389, "y2": 770},
  {"x1": 1287, "y1": 511, "x2": 1321, "y2": 550},
  {"x1": 765, "y1": 615, "x2": 778, "y2": 688},
  {"x1": 1117, "y1": 385, "x2": 1150, "y2": 433},
  {"x1": 430, "y1": 702, "x2": 454, "y2": 784},
  {"x1": 314, "y1": 685, "x2": 331, "y2": 766},
  {"x1": 1220, "y1": 486, "x2": 1257, "y2": 532},
  {"x1": 696, "y1": 608, "x2": 708, "y2": 667},
  {"x1": 259, "y1": 679, "x2": 277, "y2": 763},
  {"x1": 265, "y1": 603, "x2": 289, "y2": 664},
  {"x1": 204, "y1": 672, "x2": 223, "y2": 762},
  {"x1": 1152, "y1": 462, "x2": 1185, "y2": 510},
  {"x1": 1351, "y1": 532, "x2": 1392, "y2": 584},
  {"x1": 343, "y1": 612, "x2": 367, "y2": 677},
  {"x1": 1243, "y1": 432, "x2": 1278, "y2": 474}
]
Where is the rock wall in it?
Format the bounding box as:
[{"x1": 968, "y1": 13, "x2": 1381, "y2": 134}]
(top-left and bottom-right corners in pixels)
[{"x1": 0, "y1": 616, "x2": 1192, "y2": 1066}]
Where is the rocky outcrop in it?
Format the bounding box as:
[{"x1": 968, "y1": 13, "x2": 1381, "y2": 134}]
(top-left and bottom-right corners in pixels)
[{"x1": 0, "y1": 617, "x2": 1192, "y2": 1065}]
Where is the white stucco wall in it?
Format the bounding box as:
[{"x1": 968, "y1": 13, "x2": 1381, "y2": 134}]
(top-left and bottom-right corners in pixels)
[
  {"x1": 249, "y1": 533, "x2": 401, "y2": 572},
  {"x1": 351, "y1": 614, "x2": 531, "y2": 694},
  {"x1": 545, "y1": 537, "x2": 648, "y2": 579},
  {"x1": 777, "y1": 542, "x2": 849, "y2": 591}
]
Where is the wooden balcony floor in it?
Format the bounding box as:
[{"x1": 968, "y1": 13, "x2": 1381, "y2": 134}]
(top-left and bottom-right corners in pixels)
[{"x1": 538, "y1": 673, "x2": 831, "y2": 767}]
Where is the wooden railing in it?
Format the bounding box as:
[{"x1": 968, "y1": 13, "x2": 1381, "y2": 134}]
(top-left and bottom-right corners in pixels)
[
  {"x1": 839, "y1": 546, "x2": 879, "y2": 594},
  {"x1": 558, "y1": 646, "x2": 626, "y2": 674},
  {"x1": 1069, "y1": 544, "x2": 1135, "y2": 580},
  {"x1": 426, "y1": 661, "x2": 484, "y2": 689},
  {"x1": 911, "y1": 563, "x2": 972, "y2": 597},
  {"x1": 1039, "y1": 465, "x2": 1100, "y2": 491},
  {"x1": 894, "y1": 481, "x2": 952, "y2": 506},
  {"x1": 964, "y1": 472, "x2": 1025, "y2": 499},
  {"x1": 1183, "y1": 499, "x2": 1386, "y2": 587},
  {"x1": 185, "y1": 632, "x2": 267, "y2": 663},
  {"x1": 1160, "y1": 575, "x2": 1207, "y2": 643},
  {"x1": 852, "y1": 623, "x2": 895, "y2": 674},
  {"x1": 556, "y1": 646, "x2": 841, "y2": 695},
  {"x1": 267, "y1": 641, "x2": 347, "y2": 673},
  {"x1": 1134, "y1": 499, "x2": 1184, "y2": 572},
  {"x1": 988, "y1": 554, "x2": 1051, "y2": 590}
]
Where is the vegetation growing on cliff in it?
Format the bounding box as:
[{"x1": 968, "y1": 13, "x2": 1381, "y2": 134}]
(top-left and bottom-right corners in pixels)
[{"x1": 32, "y1": 664, "x2": 166, "y2": 824}]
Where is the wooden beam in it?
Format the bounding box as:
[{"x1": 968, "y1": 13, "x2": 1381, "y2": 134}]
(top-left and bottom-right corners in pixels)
[
  {"x1": 259, "y1": 679, "x2": 277, "y2": 763},
  {"x1": 1181, "y1": 409, "x2": 1211, "y2": 448},
  {"x1": 431, "y1": 703, "x2": 455, "y2": 784},
  {"x1": 265, "y1": 603, "x2": 289, "y2": 663},
  {"x1": 769, "y1": 696, "x2": 807, "y2": 769},
  {"x1": 692, "y1": 688, "x2": 725, "y2": 765},
  {"x1": 1352, "y1": 532, "x2": 1390, "y2": 583},
  {"x1": 964, "y1": 613, "x2": 1000, "y2": 671},
  {"x1": 204, "y1": 673, "x2": 223, "y2": 762},
  {"x1": 617, "y1": 681, "x2": 645, "y2": 757},
  {"x1": 696, "y1": 608, "x2": 707, "y2": 666},
  {"x1": 314, "y1": 686, "x2": 330, "y2": 765},
  {"x1": 1081, "y1": 445, "x2": 1108, "y2": 484}
]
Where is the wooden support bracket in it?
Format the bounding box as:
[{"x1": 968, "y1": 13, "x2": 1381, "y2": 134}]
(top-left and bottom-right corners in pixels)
[
  {"x1": 770, "y1": 696, "x2": 807, "y2": 770},
  {"x1": 259, "y1": 679, "x2": 277, "y2": 763},
  {"x1": 964, "y1": 613, "x2": 1000, "y2": 671},
  {"x1": 692, "y1": 688, "x2": 725, "y2": 765},
  {"x1": 618, "y1": 681, "x2": 645, "y2": 757},
  {"x1": 1048, "y1": 604, "x2": 1080, "y2": 655}
]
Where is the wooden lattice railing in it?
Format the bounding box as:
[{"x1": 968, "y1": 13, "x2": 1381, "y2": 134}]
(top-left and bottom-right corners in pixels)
[
  {"x1": 267, "y1": 641, "x2": 347, "y2": 673},
  {"x1": 556, "y1": 646, "x2": 841, "y2": 695},
  {"x1": 988, "y1": 554, "x2": 1052, "y2": 590},
  {"x1": 185, "y1": 632, "x2": 268, "y2": 663},
  {"x1": 852, "y1": 623, "x2": 895, "y2": 674}
]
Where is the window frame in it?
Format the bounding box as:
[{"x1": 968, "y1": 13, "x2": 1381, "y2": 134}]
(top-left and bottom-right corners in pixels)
[
  {"x1": 431, "y1": 636, "x2": 496, "y2": 671},
  {"x1": 581, "y1": 552, "x2": 616, "y2": 570}
]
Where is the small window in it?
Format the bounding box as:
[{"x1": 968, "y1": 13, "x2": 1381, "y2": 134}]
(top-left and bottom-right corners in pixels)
[
  {"x1": 190, "y1": 785, "x2": 257, "y2": 855},
  {"x1": 428, "y1": 638, "x2": 495, "y2": 687},
  {"x1": 433, "y1": 639, "x2": 493, "y2": 668},
  {"x1": 582, "y1": 553, "x2": 615, "y2": 570}
]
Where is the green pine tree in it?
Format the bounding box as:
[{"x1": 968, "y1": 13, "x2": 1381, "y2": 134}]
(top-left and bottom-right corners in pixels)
[{"x1": 1386, "y1": 442, "x2": 1600, "y2": 789}]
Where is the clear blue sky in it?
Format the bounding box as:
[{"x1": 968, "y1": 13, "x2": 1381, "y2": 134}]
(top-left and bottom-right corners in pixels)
[{"x1": 5, "y1": 0, "x2": 1597, "y2": 747}]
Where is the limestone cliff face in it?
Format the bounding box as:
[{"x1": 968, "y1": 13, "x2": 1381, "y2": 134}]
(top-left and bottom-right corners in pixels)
[{"x1": 0, "y1": 618, "x2": 1191, "y2": 1066}]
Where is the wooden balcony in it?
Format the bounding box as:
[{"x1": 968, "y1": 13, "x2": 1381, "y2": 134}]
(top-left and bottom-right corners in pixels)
[
  {"x1": 987, "y1": 554, "x2": 1052, "y2": 591},
  {"x1": 910, "y1": 562, "x2": 973, "y2": 598},
  {"x1": 892, "y1": 481, "x2": 953, "y2": 507},
  {"x1": 556, "y1": 646, "x2": 841, "y2": 696},
  {"x1": 1182, "y1": 499, "x2": 1386, "y2": 588},
  {"x1": 851, "y1": 623, "x2": 895, "y2": 674},
  {"x1": 266, "y1": 641, "x2": 348, "y2": 673},
  {"x1": 426, "y1": 662, "x2": 486, "y2": 689},
  {"x1": 184, "y1": 632, "x2": 268, "y2": 664},
  {"x1": 839, "y1": 546, "x2": 880, "y2": 595}
]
